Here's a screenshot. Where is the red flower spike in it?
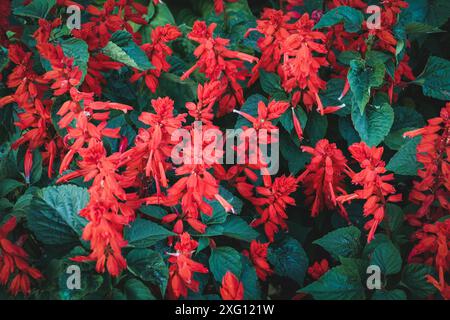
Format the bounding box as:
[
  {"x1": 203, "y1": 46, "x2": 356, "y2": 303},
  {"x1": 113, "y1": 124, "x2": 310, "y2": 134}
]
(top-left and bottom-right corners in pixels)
[{"x1": 220, "y1": 271, "x2": 244, "y2": 300}]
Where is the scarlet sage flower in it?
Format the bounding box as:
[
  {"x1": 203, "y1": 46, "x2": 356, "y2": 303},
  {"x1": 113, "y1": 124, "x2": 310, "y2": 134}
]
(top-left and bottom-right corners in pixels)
[
  {"x1": 234, "y1": 100, "x2": 289, "y2": 132},
  {"x1": 83, "y1": 53, "x2": 123, "y2": 96},
  {"x1": 280, "y1": 14, "x2": 329, "y2": 115},
  {"x1": 167, "y1": 233, "x2": 208, "y2": 299},
  {"x1": 243, "y1": 241, "x2": 273, "y2": 281},
  {"x1": 38, "y1": 44, "x2": 82, "y2": 96},
  {"x1": 298, "y1": 139, "x2": 349, "y2": 219},
  {"x1": 181, "y1": 21, "x2": 258, "y2": 116},
  {"x1": 117, "y1": 0, "x2": 149, "y2": 25},
  {"x1": 121, "y1": 97, "x2": 186, "y2": 194},
  {"x1": 337, "y1": 142, "x2": 402, "y2": 242},
  {"x1": 186, "y1": 81, "x2": 224, "y2": 125},
  {"x1": 0, "y1": 44, "x2": 46, "y2": 109},
  {"x1": 408, "y1": 220, "x2": 450, "y2": 300},
  {"x1": 58, "y1": 139, "x2": 138, "y2": 277},
  {"x1": 220, "y1": 271, "x2": 244, "y2": 300},
  {"x1": 247, "y1": 9, "x2": 294, "y2": 86},
  {"x1": 327, "y1": 0, "x2": 367, "y2": 9},
  {"x1": 33, "y1": 18, "x2": 61, "y2": 45},
  {"x1": 307, "y1": 259, "x2": 329, "y2": 280},
  {"x1": 0, "y1": 217, "x2": 43, "y2": 296},
  {"x1": 130, "y1": 24, "x2": 181, "y2": 93},
  {"x1": 57, "y1": 88, "x2": 132, "y2": 173},
  {"x1": 403, "y1": 103, "x2": 450, "y2": 226},
  {"x1": 11, "y1": 98, "x2": 60, "y2": 178},
  {"x1": 72, "y1": 0, "x2": 126, "y2": 50},
  {"x1": 251, "y1": 175, "x2": 299, "y2": 242}
]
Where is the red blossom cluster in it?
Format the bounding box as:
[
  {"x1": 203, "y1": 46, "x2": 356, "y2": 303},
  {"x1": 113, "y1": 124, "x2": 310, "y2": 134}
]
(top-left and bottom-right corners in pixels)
[
  {"x1": 0, "y1": 217, "x2": 42, "y2": 296},
  {"x1": 298, "y1": 139, "x2": 349, "y2": 219},
  {"x1": 0, "y1": 0, "x2": 447, "y2": 301},
  {"x1": 337, "y1": 142, "x2": 402, "y2": 242},
  {"x1": 248, "y1": 9, "x2": 338, "y2": 141},
  {"x1": 307, "y1": 259, "x2": 329, "y2": 280},
  {"x1": 220, "y1": 271, "x2": 244, "y2": 300},
  {"x1": 405, "y1": 103, "x2": 450, "y2": 299},
  {"x1": 130, "y1": 25, "x2": 181, "y2": 93},
  {"x1": 404, "y1": 103, "x2": 450, "y2": 225},
  {"x1": 167, "y1": 232, "x2": 208, "y2": 299},
  {"x1": 181, "y1": 21, "x2": 258, "y2": 116}
]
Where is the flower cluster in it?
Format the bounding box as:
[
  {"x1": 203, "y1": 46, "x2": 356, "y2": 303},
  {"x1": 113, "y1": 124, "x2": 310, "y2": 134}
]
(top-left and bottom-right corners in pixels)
[
  {"x1": 337, "y1": 142, "x2": 402, "y2": 242},
  {"x1": 0, "y1": 0, "x2": 448, "y2": 301},
  {"x1": 0, "y1": 217, "x2": 42, "y2": 296},
  {"x1": 181, "y1": 21, "x2": 258, "y2": 116}
]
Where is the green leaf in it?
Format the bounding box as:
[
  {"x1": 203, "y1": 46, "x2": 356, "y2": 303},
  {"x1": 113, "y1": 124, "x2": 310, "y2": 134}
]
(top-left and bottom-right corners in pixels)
[
  {"x1": 221, "y1": 216, "x2": 258, "y2": 242},
  {"x1": 352, "y1": 101, "x2": 394, "y2": 147},
  {"x1": 240, "y1": 256, "x2": 261, "y2": 300},
  {"x1": 28, "y1": 185, "x2": 89, "y2": 245},
  {"x1": 140, "y1": 205, "x2": 167, "y2": 219},
  {"x1": 314, "y1": 6, "x2": 364, "y2": 32},
  {"x1": 381, "y1": 204, "x2": 404, "y2": 233},
  {"x1": 102, "y1": 31, "x2": 153, "y2": 71},
  {"x1": 370, "y1": 241, "x2": 402, "y2": 275},
  {"x1": 259, "y1": 70, "x2": 283, "y2": 95},
  {"x1": 372, "y1": 289, "x2": 407, "y2": 300},
  {"x1": 405, "y1": 22, "x2": 443, "y2": 34},
  {"x1": 0, "y1": 179, "x2": 24, "y2": 197},
  {"x1": 124, "y1": 218, "x2": 175, "y2": 248},
  {"x1": 149, "y1": 3, "x2": 176, "y2": 27},
  {"x1": 127, "y1": 249, "x2": 169, "y2": 296},
  {"x1": 60, "y1": 38, "x2": 89, "y2": 83},
  {"x1": 401, "y1": 264, "x2": 437, "y2": 298},
  {"x1": 209, "y1": 247, "x2": 243, "y2": 283},
  {"x1": 304, "y1": 111, "x2": 328, "y2": 145},
  {"x1": 268, "y1": 237, "x2": 309, "y2": 285},
  {"x1": 0, "y1": 47, "x2": 8, "y2": 73},
  {"x1": 301, "y1": 265, "x2": 365, "y2": 300},
  {"x1": 348, "y1": 59, "x2": 385, "y2": 114},
  {"x1": 414, "y1": 56, "x2": 450, "y2": 101},
  {"x1": 386, "y1": 136, "x2": 420, "y2": 175},
  {"x1": 280, "y1": 131, "x2": 311, "y2": 174},
  {"x1": 158, "y1": 73, "x2": 197, "y2": 109},
  {"x1": 123, "y1": 278, "x2": 156, "y2": 300},
  {"x1": 339, "y1": 116, "x2": 360, "y2": 146},
  {"x1": 202, "y1": 187, "x2": 242, "y2": 225},
  {"x1": 337, "y1": 51, "x2": 361, "y2": 65},
  {"x1": 13, "y1": 0, "x2": 56, "y2": 19},
  {"x1": 390, "y1": 106, "x2": 425, "y2": 132},
  {"x1": 314, "y1": 226, "x2": 362, "y2": 259}
]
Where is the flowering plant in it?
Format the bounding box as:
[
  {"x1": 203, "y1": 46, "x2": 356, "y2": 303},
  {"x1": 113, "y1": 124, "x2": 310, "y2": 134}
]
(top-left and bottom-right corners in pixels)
[{"x1": 0, "y1": 0, "x2": 449, "y2": 301}]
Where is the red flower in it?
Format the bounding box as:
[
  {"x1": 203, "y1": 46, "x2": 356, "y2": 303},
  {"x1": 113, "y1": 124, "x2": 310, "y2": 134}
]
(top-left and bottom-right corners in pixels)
[
  {"x1": 181, "y1": 21, "x2": 258, "y2": 116},
  {"x1": 167, "y1": 233, "x2": 208, "y2": 299},
  {"x1": 186, "y1": 81, "x2": 224, "y2": 125},
  {"x1": 298, "y1": 139, "x2": 349, "y2": 219},
  {"x1": 308, "y1": 259, "x2": 329, "y2": 280},
  {"x1": 59, "y1": 139, "x2": 139, "y2": 277},
  {"x1": 408, "y1": 219, "x2": 450, "y2": 300},
  {"x1": 234, "y1": 100, "x2": 289, "y2": 132},
  {"x1": 0, "y1": 217, "x2": 43, "y2": 296},
  {"x1": 38, "y1": 44, "x2": 82, "y2": 96},
  {"x1": 121, "y1": 97, "x2": 186, "y2": 194},
  {"x1": 130, "y1": 25, "x2": 181, "y2": 93},
  {"x1": 403, "y1": 103, "x2": 450, "y2": 226},
  {"x1": 251, "y1": 175, "x2": 298, "y2": 241},
  {"x1": 244, "y1": 241, "x2": 273, "y2": 281},
  {"x1": 337, "y1": 142, "x2": 402, "y2": 242},
  {"x1": 220, "y1": 271, "x2": 244, "y2": 300}
]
